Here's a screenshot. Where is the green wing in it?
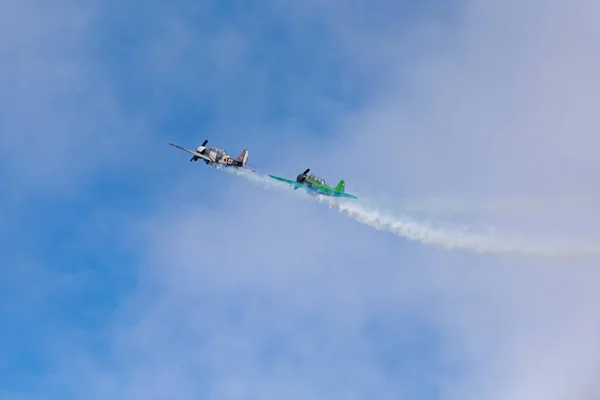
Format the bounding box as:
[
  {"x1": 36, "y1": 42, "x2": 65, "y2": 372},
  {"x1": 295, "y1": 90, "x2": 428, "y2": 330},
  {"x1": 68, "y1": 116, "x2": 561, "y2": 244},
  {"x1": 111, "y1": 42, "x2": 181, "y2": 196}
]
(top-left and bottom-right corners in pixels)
[
  {"x1": 268, "y1": 175, "x2": 303, "y2": 188},
  {"x1": 338, "y1": 192, "x2": 358, "y2": 199},
  {"x1": 325, "y1": 187, "x2": 358, "y2": 199},
  {"x1": 313, "y1": 184, "x2": 359, "y2": 199}
]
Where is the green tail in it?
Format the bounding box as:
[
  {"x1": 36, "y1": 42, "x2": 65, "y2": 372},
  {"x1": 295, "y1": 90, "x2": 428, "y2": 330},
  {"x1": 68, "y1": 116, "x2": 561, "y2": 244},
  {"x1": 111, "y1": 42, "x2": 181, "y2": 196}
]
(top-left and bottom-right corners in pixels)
[{"x1": 334, "y1": 179, "x2": 345, "y2": 193}]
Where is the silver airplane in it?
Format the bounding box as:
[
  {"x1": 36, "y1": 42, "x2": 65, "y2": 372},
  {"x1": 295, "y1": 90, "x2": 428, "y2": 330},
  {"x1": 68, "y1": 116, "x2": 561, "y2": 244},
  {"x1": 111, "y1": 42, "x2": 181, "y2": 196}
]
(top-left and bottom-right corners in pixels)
[{"x1": 169, "y1": 139, "x2": 251, "y2": 170}]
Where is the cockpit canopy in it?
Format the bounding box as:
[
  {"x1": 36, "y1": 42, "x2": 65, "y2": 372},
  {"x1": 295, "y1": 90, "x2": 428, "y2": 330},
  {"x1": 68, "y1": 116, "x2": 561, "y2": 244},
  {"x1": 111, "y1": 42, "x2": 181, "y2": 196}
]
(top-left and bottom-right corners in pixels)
[
  {"x1": 208, "y1": 146, "x2": 228, "y2": 156},
  {"x1": 309, "y1": 174, "x2": 325, "y2": 184}
]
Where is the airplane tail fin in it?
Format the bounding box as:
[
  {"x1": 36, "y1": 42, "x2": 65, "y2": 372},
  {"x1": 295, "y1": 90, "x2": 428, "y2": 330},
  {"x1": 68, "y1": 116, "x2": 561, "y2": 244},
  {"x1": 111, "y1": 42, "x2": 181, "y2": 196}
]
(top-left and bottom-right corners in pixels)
[
  {"x1": 334, "y1": 180, "x2": 345, "y2": 193},
  {"x1": 238, "y1": 149, "x2": 249, "y2": 166}
]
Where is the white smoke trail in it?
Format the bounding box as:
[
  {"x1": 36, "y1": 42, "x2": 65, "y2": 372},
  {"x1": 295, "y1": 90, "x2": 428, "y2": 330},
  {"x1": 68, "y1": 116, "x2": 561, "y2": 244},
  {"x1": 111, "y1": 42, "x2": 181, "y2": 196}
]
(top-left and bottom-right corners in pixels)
[
  {"x1": 321, "y1": 197, "x2": 600, "y2": 261},
  {"x1": 225, "y1": 168, "x2": 600, "y2": 260},
  {"x1": 384, "y1": 194, "x2": 600, "y2": 219},
  {"x1": 221, "y1": 166, "x2": 302, "y2": 193}
]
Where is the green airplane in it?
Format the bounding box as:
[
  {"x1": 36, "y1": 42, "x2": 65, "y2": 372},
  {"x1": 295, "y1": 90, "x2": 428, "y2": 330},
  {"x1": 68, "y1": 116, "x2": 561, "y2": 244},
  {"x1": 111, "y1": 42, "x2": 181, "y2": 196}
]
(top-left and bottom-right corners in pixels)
[{"x1": 268, "y1": 168, "x2": 358, "y2": 199}]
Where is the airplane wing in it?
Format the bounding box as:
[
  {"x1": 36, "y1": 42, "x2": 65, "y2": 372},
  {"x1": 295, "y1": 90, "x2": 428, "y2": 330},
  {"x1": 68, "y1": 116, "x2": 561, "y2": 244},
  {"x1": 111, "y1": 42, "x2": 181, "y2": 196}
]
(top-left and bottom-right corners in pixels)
[
  {"x1": 241, "y1": 165, "x2": 257, "y2": 173},
  {"x1": 169, "y1": 143, "x2": 213, "y2": 162},
  {"x1": 217, "y1": 164, "x2": 257, "y2": 173},
  {"x1": 317, "y1": 186, "x2": 358, "y2": 199},
  {"x1": 268, "y1": 174, "x2": 303, "y2": 188},
  {"x1": 339, "y1": 192, "x2": 358, "y2": 199},
  {"x1": 240, "y1": 164, "x2": 257, "y2": 173}
]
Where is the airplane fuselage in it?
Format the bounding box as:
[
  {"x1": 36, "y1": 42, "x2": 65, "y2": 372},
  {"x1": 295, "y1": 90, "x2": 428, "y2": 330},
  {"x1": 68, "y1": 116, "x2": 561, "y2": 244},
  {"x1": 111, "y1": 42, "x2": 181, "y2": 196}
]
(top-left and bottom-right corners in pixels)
[
  {"x1": 169, "y1": 140, "x2": 249, "y2": 169},
  {"x1": 194, "y1": 146, "x2": 245, "y2": 167}
]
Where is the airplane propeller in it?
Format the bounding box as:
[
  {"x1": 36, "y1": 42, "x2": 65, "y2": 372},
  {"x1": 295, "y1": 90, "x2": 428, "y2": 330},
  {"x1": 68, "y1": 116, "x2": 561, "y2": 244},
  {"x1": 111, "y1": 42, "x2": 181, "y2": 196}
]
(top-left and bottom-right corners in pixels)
[
  {"x1": 191, "y1": 140, "x2": 208, "y2": 161},
  {"x1": 296, "y1": 168, "x2": 310, "y2": 183}
]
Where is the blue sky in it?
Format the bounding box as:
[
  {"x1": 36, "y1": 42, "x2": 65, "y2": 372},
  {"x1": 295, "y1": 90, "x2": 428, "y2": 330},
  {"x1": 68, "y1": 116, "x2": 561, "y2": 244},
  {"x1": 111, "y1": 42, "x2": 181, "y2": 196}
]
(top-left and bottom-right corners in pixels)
[{"x1": 2, "y1": 0, "x2": 600, "y2": 399}]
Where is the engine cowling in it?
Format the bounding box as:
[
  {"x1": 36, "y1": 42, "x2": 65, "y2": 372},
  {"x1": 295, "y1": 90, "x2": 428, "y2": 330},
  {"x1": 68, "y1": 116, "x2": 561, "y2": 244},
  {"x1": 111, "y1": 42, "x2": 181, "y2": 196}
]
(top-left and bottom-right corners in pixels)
[{"x1": 297, "y1": 168, "x2": 310, "y2": 182}]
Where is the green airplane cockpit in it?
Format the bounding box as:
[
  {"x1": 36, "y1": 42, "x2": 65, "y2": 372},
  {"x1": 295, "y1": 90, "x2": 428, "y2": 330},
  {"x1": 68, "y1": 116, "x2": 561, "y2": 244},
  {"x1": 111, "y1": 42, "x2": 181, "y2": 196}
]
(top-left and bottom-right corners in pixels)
[{"x1": 308, "y1": 174, "x2": 325, "y2": 185}]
